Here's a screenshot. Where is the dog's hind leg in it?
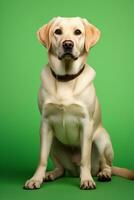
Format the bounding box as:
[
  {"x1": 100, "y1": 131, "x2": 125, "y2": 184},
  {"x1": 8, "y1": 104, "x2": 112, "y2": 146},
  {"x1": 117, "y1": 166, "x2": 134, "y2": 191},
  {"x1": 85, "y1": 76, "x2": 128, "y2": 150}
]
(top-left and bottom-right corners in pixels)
[
  {"x1": 44, "y1": 138, "x2": 77, "y2": 181},
  {"x1": 93, "y1": 127, "x2": 114, "y2": 182},
  {"x1": 44, "y1": 154, "x2": 65, "y2": 181},
  {"x1": 97, "y1": 154, "x2": 112, "y2": 182}
]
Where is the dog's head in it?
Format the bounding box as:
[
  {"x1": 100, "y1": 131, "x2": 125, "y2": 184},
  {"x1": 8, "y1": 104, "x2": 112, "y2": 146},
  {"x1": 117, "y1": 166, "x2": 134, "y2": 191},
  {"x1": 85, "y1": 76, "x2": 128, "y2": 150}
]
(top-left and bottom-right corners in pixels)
[{"x1": 37, "y1": 17, "x2": 100, "y2": 61}]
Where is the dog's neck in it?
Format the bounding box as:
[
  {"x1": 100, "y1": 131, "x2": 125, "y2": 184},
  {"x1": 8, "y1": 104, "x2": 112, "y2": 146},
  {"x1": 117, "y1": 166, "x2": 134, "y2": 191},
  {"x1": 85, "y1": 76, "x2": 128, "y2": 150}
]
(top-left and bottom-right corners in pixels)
[
  {"x1": 48, "y1": 53, "x2": 87, "y2": 76},
  {"x1": 50, "y1": 64, "x2": 85, "y2": 82}
]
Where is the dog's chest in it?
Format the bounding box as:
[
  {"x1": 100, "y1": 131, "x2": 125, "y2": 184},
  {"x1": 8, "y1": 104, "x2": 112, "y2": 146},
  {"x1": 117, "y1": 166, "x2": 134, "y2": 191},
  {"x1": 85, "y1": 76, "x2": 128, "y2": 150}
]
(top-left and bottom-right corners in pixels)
[
  {"x1": 49, "y1": 110, "x2": 81, "y2": 146},
  {"x1": 43, "y1": 88, "x2": 86, "y2": 146}
]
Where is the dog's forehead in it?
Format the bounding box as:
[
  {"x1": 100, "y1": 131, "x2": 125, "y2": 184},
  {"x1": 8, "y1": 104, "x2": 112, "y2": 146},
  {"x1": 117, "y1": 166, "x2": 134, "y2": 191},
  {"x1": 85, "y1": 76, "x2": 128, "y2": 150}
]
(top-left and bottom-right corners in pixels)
[{"x1": 52, "y1": 17, "x2": 84, "y2": 29}]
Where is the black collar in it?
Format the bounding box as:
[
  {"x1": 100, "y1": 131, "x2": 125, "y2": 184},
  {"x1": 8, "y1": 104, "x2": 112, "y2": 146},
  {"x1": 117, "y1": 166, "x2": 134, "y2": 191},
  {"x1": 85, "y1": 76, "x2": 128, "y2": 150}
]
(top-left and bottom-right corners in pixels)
[{"x1": 50, "y1": 65, "x2": 85, "y2": 82}]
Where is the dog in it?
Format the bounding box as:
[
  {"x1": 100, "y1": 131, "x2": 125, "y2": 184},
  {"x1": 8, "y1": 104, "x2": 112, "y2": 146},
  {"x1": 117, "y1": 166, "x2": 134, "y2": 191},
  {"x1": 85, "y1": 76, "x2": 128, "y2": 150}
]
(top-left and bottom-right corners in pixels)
[{"x1": 24, "y1": 17, "x2": 134, "y2": 190}]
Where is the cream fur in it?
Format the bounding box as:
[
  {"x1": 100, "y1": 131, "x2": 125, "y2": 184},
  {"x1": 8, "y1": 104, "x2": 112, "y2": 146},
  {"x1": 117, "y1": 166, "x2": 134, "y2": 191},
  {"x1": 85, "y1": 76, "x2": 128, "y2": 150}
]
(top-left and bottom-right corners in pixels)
[{"x1": 24, "y1": 17, "x2": 134, "y2": 190}]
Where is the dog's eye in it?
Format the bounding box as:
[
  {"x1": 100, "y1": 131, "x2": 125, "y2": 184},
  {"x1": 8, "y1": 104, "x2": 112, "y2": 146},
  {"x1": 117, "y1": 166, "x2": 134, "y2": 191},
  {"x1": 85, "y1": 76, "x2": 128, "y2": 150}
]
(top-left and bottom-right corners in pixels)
[
  {"x1": 74, "y1": 29, "x2": 82, "y2": 35},
  {"x1": 55, "y1": 29, "x2": 62, "y2": 35}
]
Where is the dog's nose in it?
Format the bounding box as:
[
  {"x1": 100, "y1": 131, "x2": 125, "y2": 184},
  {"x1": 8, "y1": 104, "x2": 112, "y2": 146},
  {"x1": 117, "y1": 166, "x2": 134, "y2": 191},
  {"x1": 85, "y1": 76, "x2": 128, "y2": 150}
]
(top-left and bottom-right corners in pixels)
[{"x1": 62, "y1": 40, "x2": 74, "y2": 51}]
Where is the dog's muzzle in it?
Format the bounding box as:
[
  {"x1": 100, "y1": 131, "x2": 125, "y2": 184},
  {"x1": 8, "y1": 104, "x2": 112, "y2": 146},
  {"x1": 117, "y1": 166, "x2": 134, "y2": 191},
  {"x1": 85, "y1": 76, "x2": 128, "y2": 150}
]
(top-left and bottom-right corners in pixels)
[{"x1": 58, "y1": 40, "x2": 78, "y2": 60}]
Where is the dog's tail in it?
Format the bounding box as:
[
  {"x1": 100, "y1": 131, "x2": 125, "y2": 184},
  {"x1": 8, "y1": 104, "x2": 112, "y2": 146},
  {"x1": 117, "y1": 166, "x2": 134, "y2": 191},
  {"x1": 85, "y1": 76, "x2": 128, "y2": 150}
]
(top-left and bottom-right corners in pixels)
[{"x1": 112, "y1": 166, "x2": 134, "y2": 180}]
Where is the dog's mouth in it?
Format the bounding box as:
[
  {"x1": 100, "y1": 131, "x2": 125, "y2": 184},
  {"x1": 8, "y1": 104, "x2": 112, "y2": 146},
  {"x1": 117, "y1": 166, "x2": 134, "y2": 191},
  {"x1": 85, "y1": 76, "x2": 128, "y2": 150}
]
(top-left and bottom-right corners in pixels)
[{"x1": 58, "y1": 52, "x2": 78, "y2": 60}]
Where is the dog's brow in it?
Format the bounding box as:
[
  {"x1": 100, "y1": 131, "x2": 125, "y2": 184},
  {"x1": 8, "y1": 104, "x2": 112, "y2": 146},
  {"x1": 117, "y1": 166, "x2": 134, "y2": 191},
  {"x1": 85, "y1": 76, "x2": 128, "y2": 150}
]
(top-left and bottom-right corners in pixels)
[{"x1": 54, "y1": 26, "x2": 63, "y2": 30}]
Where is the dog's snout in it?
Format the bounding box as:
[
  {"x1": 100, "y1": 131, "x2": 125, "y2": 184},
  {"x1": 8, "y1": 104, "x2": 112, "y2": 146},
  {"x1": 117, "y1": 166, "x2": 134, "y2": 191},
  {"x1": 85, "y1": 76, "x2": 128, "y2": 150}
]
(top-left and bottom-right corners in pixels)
[{"x1": 62, "y1": 40, "x2": 74, "y2": 51}]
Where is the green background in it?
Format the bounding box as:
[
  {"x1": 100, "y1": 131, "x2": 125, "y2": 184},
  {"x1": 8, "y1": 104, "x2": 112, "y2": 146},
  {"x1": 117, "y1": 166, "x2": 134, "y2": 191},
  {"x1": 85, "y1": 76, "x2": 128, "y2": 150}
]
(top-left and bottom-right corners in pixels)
[{"x1": 0, "y1": 0, "x2": 134, "y2": 199}]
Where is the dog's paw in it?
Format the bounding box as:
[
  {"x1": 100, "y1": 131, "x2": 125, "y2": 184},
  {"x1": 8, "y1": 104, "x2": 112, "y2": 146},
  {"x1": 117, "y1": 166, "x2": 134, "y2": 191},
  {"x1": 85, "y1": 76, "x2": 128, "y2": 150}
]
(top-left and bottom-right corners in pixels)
[
  {"x1": 97, "y1": 170, "x2": 111, "y2": 182},
  {"x1": 24, "y1": 178, "x2": 43, "y2": 190},
  {"x1": 80, "y1": 179, "x2": 96, "y2": 190},
  {"x1": 44, "y1": 171, "x2": 55, "y2": 181}
]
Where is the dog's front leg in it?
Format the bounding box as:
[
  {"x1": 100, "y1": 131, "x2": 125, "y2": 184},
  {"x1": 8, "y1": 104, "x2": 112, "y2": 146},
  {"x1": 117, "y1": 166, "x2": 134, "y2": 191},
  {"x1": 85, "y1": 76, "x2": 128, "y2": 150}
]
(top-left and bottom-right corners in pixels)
[
  {"x1": 80, "y1": 119, "x2": 96, "y2": 190},
  {"x1": 24, "y1": 119, "x2": 53, "y2": 189}
]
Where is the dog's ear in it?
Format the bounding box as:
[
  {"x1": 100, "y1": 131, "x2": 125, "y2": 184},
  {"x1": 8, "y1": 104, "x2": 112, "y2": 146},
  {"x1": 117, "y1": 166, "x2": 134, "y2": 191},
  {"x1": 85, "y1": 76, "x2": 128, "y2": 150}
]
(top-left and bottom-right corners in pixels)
[
  {"x1": 37, "y1": 24, "x2": 50, "y2": 48},
  {"x1": 82, "y1": 19, "x2": 101, "y2": 52},
  {"x1": 37, "y1": 18, "x2": 56, "y2": 49}
]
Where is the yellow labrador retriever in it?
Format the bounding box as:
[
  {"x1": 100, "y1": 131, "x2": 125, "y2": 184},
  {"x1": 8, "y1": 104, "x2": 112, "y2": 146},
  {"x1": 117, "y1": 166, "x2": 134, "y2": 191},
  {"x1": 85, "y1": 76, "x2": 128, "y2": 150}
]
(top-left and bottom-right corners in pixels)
[{"x1": 24, "y1": 17, "x2": 134, "y2": 190}]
